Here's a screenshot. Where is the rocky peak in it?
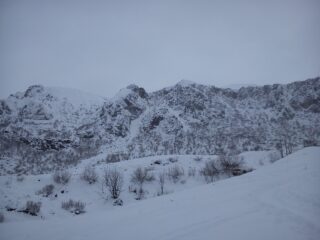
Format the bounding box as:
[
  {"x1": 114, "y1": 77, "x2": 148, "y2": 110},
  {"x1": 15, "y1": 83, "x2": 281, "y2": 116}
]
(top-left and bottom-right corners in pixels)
[
  {"x1": 126, "y1": 84, "x2": 148, "y2": 99},
  {"x1": 23, "y1": 85, "x2": 45, "y2": 98}
]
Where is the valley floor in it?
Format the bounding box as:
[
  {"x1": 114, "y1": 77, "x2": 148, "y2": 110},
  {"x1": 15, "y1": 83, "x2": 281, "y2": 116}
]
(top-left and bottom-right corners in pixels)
[{"x1": 1, "y1": 147, "x2": 320, "y2": 240}]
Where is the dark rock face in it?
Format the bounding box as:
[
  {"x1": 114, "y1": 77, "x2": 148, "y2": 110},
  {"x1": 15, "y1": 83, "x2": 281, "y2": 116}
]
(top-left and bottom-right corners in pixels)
[
  {"x1": 0, "y1": 78, "x2": 319, "y2": 174},
  {"x1": 19, "y1": 103, "x2": 53, "y2": 120},
  {"x1": 0, "y1": 100, "x2": 11, "y2": 115},
  {"x1": 113, "y1": 199, "x2": 123, "y2": 206},
  {"x1": 24, "y1": 85, "x2": 45, "y2": 98},
  {"x1": 128, "y1": 84, "x2": 148, "y2": 99},
  {"x1": 149, "y1": 116, "x2": 164, "y2": 130}
]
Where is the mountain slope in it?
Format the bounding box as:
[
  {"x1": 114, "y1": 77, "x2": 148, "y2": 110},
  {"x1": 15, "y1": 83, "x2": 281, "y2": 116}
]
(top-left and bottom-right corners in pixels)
[
  {"x1": 1, "y1": 147, "x2": 319, "y2": 240},
  {"x1": 0, "y1": 78, "x2": 319, "y2": 174}
]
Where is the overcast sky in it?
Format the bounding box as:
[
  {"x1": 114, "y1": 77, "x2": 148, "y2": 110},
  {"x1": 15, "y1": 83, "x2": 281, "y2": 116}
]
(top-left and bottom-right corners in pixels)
[{"x1": 0, "y1": 0, "x2": 319, "y2": 98}]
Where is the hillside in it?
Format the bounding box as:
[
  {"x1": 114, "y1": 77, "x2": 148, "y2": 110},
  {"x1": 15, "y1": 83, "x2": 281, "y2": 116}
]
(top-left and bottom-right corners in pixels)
[
  {"x1": 1, "y1": 147, "x2": 319, "y2": 240},
  {"x1": 0, "y1": 77, "x2": 319, "y2": 174}
]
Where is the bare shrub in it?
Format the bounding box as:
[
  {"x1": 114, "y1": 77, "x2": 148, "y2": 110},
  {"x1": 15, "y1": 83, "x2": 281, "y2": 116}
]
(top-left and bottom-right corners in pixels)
[
  {"x1": 145, "y1": 166, "x2": 155, "y2": 171},
  {"x1": 168, "y1": 157, "x2": 178, "y2": 163},
  {"x1": 103, "y1": 168, "x2": 123, "y2": 199},
  {"x1": 16, "y1": 175, "x2": 25, "y2": 182},
  {"x1": 167, "y1": 165, "x2": 184, "y2": 183},
  {"x1": 61, "y1": 199, "x2": 86, "y2": 214},
  {"x1": 36, "y1": 184, "x2": 54, "y2": 197},
  {"x1": 268, "y1": 152, "x2": 281, "y2": 163},
  {"x1": 200, "y1": 160, "x2": 219, "y2": 183},
  {"x1": 131, "y1": 167, "x2": 155, "y2": 186},
  {"x1": 136, "y1": 188, "x2": 145, "y2": 200},
  {"x1": 0, "y1": 212, "x2": 4, "y2": 223},
  {"x1": 218, "y1": 154, "x2": 244, "y2": 176},
  {"x1": 80, "y1": 166, "x2": 98, "y2": 184},
  {"x1": 106, "y1": 153, "x2": 129, "y2": 163},
  {"x1": 188, "y1": 167, "x2": 196, "y2": 177},
  {"x1": 259, "y1": 159, "x2": 264, "y2": 166},
  {"x1": 131, "y1": 167, "x2": 155, "y2": 199},
  {"x1": 158, "y1": 172, "x2": 166, "y2": 195},
  {"x1": 24, "y1": 201, "x2": 41, "y2": 216},
  {"x1": 53, "y1": 170, "x2": 71, "y2": 185}
]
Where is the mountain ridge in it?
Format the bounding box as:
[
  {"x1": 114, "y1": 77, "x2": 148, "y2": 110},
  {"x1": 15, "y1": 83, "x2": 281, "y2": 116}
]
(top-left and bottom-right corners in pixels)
[{"x1": 0, "y1": 77, "x2": 319, "y2": 174}]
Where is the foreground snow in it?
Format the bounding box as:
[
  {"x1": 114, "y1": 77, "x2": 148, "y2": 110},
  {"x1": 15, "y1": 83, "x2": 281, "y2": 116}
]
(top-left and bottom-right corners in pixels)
[
  {"x1": 0, "y1": 150, "x2": 274, "y2": 223},
  {"x1": 1, "y1": 147, "x2": 320, "y2": 240}
]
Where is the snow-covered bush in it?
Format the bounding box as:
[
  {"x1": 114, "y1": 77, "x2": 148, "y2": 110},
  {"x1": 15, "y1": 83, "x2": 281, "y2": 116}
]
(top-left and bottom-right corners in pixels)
[
  {"x1": 131, "y1": 167, "x2": 155, "y2": 185},
  {"x1": 80, "y1": 166, "x2": 98, "y2": 184},
  {"x1": 168, "y1": 157, "x2": 178, "y2": 163},
  {"x1": 0, "y1": 212, "x2": 4, "y2": 223},
  {"x1": 145, "y1": 166, "x2": 155, "y2": 172},
  {"x1": 268, "y1": 152, "x2": 281, "y2": 163},
  {"x1": 167, "y1": 165, "x2": 184, "y2": 183},
  {"x1": 53, "y1": 170, "x2": 71, "y2": 185},
  {"x1": 61, "y1": 199, "x2": 86, "y2": 214},
  {"x1": 131, "y1": 167, "x2": 155, "y2": 200},
  {"x1": 218, "y1": 154, "x2": 244, "y2": 176},
  {"x1": 36, "y1": 184, "x2": 54, "y2": 197},
  {"x1": 188, "y1": 167, "x2": 196, "y2": 177},
  {"x1": 24, "y1": 201, "x2": 41, "y2": 216},
  {"x1": 259, "y1": 159, "x2": 265, "y2": 166},
  {"x1": 103, "y1": 168, "x2": 123, "y2": 199},
  {"x1": 157, "y1": 172, "x2": 166, "y2": 195},
  {"x1": 200, "y1": 160, "x2": 219, "y2": 183},
  {"x1": 16, "y1": 175, "x2": 25, "y2": 182},
  {"x1": 193, "y1": 157, "x2": 202, "y2": 162},
  {"x1": 106, "y1": 153, "x2": 129, "y2": 163}
]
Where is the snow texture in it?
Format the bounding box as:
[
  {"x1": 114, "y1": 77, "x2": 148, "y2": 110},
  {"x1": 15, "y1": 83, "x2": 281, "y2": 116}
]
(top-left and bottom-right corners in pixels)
[{"x1": 0, "y1": 147, "x2": 319, "y2": 240}]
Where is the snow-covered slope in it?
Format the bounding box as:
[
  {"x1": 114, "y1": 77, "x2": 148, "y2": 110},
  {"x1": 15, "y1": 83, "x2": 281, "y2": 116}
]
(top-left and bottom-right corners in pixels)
[
  {"x1": 0, "y1": 77, "x2": 319, "y2": 174},
  {"x1": 1, "y1": 147, "x2": 319, "y2": 240},
  {"x1": 0, "y1": 150, "x2": 273, "y2": 222}
]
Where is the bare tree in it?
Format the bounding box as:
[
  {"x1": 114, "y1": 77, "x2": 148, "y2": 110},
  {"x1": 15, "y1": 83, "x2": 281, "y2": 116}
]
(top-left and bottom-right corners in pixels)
[
  {"x1": 274, "y1": 119, "x2": 295, "y2": 157},
  {"x1": 103, "y1": 168, "x2": 123, "y2": 199},
  {"x1": 158, "y1": 172, "x2": 166, "y2": 195},
  {"x1": 167, "y1": 165, "x2": 184, "y2": 183},
  {"x1": 53, "y1": 170, "x2": 71, "y2": 185},
  {"x1": 200, "y1": 160, "x2": 219, "y2": 183},
  {"x1": 131, "y1": 167, "x2": 155, "y2": 199},
  {"x1": 276, "y1": 141, "x2": 284, "y2": 158},
  {"x1": 303, "y1": 126, "x2": 319, "y2": 147},
  {"x1": 80, "y1": 165, "x2": 98, "y2": 184},
  {"x1": 188, "y1": 167, "x2": 196, "y2": 177}
]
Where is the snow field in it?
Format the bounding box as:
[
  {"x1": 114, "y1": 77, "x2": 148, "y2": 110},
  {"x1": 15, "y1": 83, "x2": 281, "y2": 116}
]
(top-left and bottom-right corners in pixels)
[{"x1": 1, "y1": 148, "x2": 319, "y2": 239}]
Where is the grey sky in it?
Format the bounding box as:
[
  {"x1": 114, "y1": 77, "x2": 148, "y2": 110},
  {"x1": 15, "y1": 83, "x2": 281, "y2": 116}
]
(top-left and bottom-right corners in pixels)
[{"x1": 1, "y1": 0, "x2": 319, "y2": 98}]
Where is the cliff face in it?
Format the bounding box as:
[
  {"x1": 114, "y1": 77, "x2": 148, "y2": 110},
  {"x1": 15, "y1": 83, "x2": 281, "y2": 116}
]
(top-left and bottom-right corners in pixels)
[{"x1": 1, "y1": 77, "x2": 319, "y2": 174}]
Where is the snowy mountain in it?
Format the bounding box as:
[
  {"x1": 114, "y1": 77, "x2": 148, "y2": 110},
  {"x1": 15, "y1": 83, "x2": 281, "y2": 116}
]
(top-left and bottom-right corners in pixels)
[{"x1": 0, "y1": 77, "x2": 319, "y2": 174}]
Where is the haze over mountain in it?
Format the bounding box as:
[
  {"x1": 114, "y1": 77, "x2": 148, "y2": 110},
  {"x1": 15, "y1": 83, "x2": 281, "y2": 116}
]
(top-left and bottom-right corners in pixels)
[{"x1": 1, "y1": 0, "x2": 320, "y2": 99}]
